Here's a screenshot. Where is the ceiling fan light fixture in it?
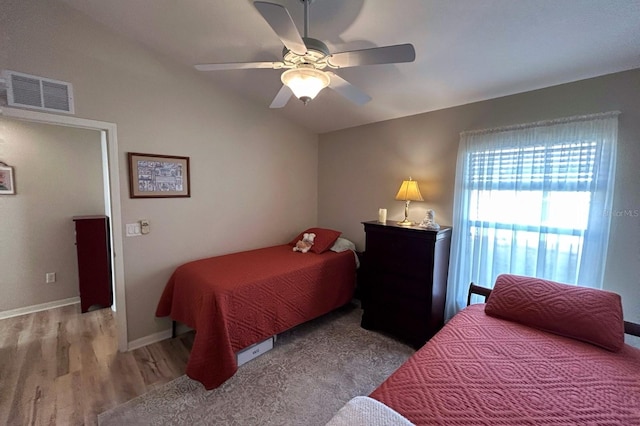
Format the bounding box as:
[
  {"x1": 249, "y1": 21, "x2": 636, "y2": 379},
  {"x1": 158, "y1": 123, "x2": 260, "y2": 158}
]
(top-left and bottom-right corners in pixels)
[{"x1": 281, "y1": 67, "x2": 330, "y2": 104}]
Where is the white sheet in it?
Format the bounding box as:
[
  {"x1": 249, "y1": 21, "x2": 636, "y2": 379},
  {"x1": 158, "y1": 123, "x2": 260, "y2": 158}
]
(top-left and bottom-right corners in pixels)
[{"x1": 325, "y1": 396, "x2": 414, "y2": 426}]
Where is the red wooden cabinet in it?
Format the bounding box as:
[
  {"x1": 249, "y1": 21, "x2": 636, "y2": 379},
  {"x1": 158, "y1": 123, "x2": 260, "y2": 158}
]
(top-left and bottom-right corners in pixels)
[{"x1": 73, "y1": 215, "x2": 113, "y2": 313}]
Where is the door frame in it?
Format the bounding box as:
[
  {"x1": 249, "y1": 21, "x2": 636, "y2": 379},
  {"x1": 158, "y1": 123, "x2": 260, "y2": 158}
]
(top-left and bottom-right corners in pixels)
[{"x1": 0, "y1": 106, "x2": 128, "y2": 351}]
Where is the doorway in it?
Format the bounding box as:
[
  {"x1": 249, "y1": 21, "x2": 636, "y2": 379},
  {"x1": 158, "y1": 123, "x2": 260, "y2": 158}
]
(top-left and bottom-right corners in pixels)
[{"x1": 0, "y1": 106, "x2": 127, "y2": 351}]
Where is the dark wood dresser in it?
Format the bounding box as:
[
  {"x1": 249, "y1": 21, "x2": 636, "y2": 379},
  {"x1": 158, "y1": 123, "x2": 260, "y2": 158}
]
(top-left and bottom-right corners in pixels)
[
  {"x1": 360, "y1": 220, "x2": 452, "y2": 348},
  {"x1": 73, "y1": 215, "x2": 113, "y2": 313}
]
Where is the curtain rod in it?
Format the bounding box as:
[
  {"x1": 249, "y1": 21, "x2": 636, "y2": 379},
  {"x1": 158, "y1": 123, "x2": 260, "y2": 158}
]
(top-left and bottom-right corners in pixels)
[{"x1": 460, "y1": 111, "x2": 621, "y2": 137}]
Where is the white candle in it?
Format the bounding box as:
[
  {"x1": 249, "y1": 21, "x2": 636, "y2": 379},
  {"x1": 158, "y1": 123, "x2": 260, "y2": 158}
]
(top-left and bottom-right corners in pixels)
[{"x1": 378, "y1": 208, "x2": 387, "y2": 223}]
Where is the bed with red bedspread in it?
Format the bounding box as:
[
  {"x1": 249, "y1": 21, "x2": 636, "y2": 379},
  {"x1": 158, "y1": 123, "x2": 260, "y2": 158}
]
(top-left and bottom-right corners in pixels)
[
  {"x1": 156, "y1": 237, "x2": 356, "y2": 390},
  {"x1": 327, "y1": 274, "x2": 640, "y2": 425}
]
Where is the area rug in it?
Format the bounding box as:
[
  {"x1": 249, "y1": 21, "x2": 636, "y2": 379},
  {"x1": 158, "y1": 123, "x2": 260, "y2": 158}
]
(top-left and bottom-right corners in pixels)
[{"x1": 98, "y1": 303, "x2": 415, "y2": 426}]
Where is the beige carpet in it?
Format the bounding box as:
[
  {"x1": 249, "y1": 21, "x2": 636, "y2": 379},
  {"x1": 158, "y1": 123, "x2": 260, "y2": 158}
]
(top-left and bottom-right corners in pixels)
[{"x1": 98, "y1": 303, "x2": 414, "y2": 426}]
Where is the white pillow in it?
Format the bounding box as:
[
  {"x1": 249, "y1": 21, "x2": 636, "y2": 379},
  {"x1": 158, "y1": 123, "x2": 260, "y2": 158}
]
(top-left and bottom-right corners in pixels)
[
  {"x1": 330, "y1": 237, "x2": 356, "y2": 253},
  {"x1": 330, "y1": 237, "x2": 359, "y2": 268}
]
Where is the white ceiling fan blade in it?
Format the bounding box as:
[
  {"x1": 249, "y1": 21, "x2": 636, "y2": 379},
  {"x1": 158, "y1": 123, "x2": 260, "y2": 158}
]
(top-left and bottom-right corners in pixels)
[
  {"x1": 328, "y1": 44, "x2": 416, "y2": 68},
  {"x1": 270, "y1": 85, "x2": 293, "y2": 108},
  {"x1": 254, "y1": 1, "x2": 307, "y2": 56},
  {"x1": 195, "y1": 62, "x2": 283, "y2": 71},
  {"x1": 327, "y1": 72, "x2": 371, "y2": 105}
]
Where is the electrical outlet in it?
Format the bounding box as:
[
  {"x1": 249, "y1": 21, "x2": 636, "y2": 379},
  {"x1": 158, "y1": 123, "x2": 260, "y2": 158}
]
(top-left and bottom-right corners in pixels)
[
  {"x1": 46, "y1": 272, "x2": 56, "y2": 283},
  {"x1": 140, "y1": 219, "x2": 150, "y2": 235}
]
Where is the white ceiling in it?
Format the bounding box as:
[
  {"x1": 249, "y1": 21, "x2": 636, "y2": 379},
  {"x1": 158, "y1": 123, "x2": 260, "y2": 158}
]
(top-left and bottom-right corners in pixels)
[{"x1": 59, "y1": 0, "x2": 640, "y2": 134}]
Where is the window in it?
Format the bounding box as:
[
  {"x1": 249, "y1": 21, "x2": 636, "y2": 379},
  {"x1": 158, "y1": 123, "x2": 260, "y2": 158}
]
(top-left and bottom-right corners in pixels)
[{"x1": 446, "y1": 113, "x2": 618, "y2": 319}]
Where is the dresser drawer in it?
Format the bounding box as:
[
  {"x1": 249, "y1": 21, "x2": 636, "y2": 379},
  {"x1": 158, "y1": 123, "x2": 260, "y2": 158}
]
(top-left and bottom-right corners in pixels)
[
  {"x1": 365, "y1": 231, "x2": 433, "y2": 280},
  {"x1": 366, "y1": 271, "x2": 431, "y2": 301},
  {"x1": 361, "y1": 296, "x2": 430, "y2": 348}
]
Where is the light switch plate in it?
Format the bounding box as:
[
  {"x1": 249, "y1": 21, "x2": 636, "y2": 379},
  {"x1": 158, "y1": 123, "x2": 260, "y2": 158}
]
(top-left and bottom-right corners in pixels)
[{"x1": 126, "y1": 223, "x2": 141, "y2": 236}]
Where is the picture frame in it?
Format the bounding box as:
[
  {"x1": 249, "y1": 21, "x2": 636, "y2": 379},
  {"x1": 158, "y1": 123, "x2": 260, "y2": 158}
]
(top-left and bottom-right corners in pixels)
[
  {"x1": 127, "y1": 152, "x2": 190, "y2": 198},
  {"x1": 0, "y1": 163, "x2": 15, "y2": 195}
]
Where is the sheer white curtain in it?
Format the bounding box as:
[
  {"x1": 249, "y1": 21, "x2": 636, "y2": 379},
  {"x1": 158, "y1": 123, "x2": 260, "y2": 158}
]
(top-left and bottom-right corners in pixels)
[{"x1": 446, "y1": 112, "x2": 619, "y2": 319}]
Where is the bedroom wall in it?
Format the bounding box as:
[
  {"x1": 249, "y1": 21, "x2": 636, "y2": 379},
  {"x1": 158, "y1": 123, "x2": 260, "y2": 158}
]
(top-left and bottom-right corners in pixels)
[
  {"x1": 2, "y1": 0, "x2": 318, "y2": 342},
  {"x1": 318, "y1": 68, "x2": 640, "y2": 346},
  {"x1": 0, "y1": 118, "x2": 105, "y2": 312}
]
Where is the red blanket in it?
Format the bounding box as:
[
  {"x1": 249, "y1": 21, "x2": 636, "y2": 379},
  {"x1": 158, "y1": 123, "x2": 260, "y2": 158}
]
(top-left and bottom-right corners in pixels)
[
  {"x1": 371, "y1": 304, "x2": 640, "y2": 424},
  {"x1": 156, "y1": 244, "x2": 355, "y2": 389}
]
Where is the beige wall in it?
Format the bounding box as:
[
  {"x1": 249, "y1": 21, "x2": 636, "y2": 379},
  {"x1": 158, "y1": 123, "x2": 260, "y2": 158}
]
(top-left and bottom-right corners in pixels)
[
  {"x1": 318, "y1": 69, "x2": 640, "y2": 344},
  {"x1": 0, "y1": 118, "x2": 104, "y2": 311},
  {"x1": 2, "y1": 0, "x2": 318, "y2": 342}
]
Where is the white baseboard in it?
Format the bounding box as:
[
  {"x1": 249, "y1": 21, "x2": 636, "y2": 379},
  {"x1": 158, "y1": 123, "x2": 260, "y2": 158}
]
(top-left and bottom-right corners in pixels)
[
  {"x1": 176, "y1": 323, "x2": 193, "y2": 335},
  {"x1": 128, "y1": 329, "x2": 172, "y2": 351},
  {"x1": 126, "y1": 323, "x2": 193, "y2": 351},
  {"x1": 0, "y1": 297, "x2": 80, "y2": 320}
]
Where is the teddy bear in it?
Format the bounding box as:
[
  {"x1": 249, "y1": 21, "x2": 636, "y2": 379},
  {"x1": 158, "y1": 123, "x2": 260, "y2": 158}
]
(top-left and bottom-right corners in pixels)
[{"x1": 293, "y1": 232, "x2": 316, "y2": 253}]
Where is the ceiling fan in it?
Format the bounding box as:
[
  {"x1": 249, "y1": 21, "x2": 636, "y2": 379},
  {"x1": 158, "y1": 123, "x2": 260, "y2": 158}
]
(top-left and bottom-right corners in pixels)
[{"x1": 195, "y1": 0, "x2": 416, "y2": 108}]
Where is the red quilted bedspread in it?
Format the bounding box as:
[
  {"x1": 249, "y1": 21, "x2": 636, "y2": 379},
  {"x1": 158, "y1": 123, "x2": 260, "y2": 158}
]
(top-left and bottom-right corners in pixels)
[
  {"x1": 371, "y1": 304, "x2": 640, "y2": 425},
  {"x1": 156, "y1": 244, "x2": 355, "y2": 389}
]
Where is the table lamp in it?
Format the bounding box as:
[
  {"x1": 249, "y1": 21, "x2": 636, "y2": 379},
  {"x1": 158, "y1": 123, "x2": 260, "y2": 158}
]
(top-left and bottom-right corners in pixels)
[{"x1": 394, "y1": 177, "x2": 424, "y2": 226}]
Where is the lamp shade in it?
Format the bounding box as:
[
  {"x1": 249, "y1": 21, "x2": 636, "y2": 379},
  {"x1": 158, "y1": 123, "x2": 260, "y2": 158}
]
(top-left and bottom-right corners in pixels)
[
  {"x1": 395, "y1": 178, "x2": 424, "y2": 201},
  {"x1": 281, "y1": 67, "x2": 330, "y2": 103}
]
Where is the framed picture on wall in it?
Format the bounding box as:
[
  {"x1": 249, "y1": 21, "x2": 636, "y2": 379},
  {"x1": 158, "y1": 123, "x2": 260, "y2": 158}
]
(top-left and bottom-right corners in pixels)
[
  {"x1": 0, "y1": 163, "x2": 15, "y2": 195},
  {"x1": 127, "y1": 152, "x2": 191, "y2": 198}
]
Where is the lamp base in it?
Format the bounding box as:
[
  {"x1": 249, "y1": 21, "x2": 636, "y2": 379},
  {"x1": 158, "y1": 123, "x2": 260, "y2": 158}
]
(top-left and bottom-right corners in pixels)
[{"x1": 396, "y1": 219, "x2": 413, "y2": 226}]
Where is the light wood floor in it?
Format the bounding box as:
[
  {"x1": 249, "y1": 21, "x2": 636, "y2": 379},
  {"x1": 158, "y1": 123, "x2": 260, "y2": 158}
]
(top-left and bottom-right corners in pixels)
[{"x1": 0, "y1": 304, "x2": 193, "y2": 425}]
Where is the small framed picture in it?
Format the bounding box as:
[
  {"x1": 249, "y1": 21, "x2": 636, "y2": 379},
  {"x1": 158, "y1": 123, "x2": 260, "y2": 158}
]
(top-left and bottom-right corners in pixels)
[
  {"x1": 0, "y1": 164, "x2": 15, "y2": 195},
  {"x1": 128, "y1": 152, "x2": 190, "y2": 198}
]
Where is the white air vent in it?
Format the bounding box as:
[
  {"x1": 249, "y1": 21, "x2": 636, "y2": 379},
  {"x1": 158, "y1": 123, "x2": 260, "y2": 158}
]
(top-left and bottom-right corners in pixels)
[{"x1": 2, "y1": 70, "x2": 74, "y2": 114}]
